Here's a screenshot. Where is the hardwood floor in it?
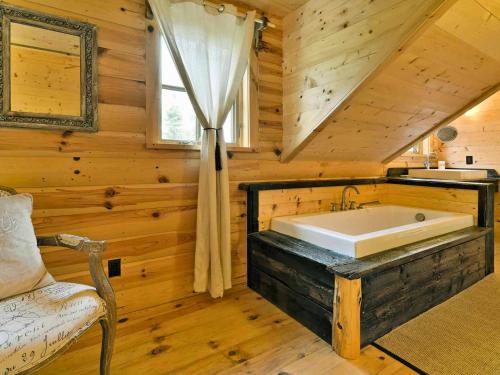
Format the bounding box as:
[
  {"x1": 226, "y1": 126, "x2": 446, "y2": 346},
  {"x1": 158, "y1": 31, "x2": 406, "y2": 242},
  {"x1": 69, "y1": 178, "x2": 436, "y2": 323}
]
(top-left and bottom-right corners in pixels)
[
  {"x1": 36, "y1": 283, "x2": 413, "y2": 375},
  {"x1": 36, "y1": 247, "x2": 498, "y2": 374}
]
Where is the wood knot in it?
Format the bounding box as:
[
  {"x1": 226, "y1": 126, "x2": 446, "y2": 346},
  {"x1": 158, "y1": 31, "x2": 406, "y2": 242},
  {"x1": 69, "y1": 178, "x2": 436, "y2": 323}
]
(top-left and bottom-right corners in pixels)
[
  {"x1": 158, "y1": 175, "x2": 169, "y2": 183},
  {"x1": 150, "y1": 345, "x2": 171, "y2": 355},
  {"x1": 208, "y1": 340, "x2": 219, "y2": 349},
  {"x1": 62, "y1": 130, "x2": 73, "y2": 138},
  {"x1": 247, "y1": 314, "x2": 259, "y2": 321},
  {"x1": 154, "y1": 336, "x2": 166, "y2": 343},
  {"x1": 152, "y1": 211, "x2": 161, "y2": 218},
  {"x1": 104, "y1": 201, "x2": 113, "y2": 210},
  {"x1": 105, "y1": 188, "x2": 117, "y2": 197},
  {"x1": 118, "y1": 318, "x2": 128, "y2": 323}
]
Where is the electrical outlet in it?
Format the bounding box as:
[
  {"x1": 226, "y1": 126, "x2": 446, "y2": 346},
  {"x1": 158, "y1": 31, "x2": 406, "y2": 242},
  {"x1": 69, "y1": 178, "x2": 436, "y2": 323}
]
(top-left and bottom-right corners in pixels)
[
  {"x1": 108, "y1": 259, "x2": 121, "y2": 277},
  {"x1": 466, "y1": 155, "x2": 473, "y2": 165}
]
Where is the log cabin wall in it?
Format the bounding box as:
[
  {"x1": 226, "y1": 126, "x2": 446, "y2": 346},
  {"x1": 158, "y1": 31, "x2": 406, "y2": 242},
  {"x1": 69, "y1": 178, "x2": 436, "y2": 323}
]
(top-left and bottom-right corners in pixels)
[
  {"x1": 437, "y1": 91, "x2": 500, "y2": 240},
  {"x1": 1, "y1": 0, "x2": 384, "y2": 316}
]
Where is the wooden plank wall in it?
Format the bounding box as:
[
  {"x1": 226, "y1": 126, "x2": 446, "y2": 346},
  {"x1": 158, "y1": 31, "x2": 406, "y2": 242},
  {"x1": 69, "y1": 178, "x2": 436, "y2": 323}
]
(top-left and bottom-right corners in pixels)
[
  {"x1": 381, "y1": 184, "x2": 478, "y2": 224},
  {"x1": 438, "y1": 91, "x2": 500, "y2": 239},
  {"x1": 1, "y1": 0, "x2": 383, "y2": 317}
]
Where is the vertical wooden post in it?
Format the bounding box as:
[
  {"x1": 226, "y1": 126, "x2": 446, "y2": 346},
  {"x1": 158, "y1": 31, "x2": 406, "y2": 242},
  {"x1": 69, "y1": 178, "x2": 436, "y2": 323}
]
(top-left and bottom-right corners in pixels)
[
  {"x1": 246, "y1": 190, "x2": 259, "y2": 288},
  {"x1": 478, "y1": 183, "x2": 495, "y2": 274},
  {"x1": 333, "y1": 275, "x2": 361, "y2": 359}
]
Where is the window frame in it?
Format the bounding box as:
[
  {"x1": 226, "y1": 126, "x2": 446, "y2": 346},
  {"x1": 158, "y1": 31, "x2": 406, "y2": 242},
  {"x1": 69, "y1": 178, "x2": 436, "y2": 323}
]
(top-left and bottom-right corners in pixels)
[{"x1": 146, "y1": 18, "x2": 258, "y2": 152}]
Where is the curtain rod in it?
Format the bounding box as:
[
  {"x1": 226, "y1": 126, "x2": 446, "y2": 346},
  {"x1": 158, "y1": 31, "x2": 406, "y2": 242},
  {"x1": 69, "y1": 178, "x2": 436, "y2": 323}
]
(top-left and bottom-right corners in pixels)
[
  {"x1": 145, "y1": 1, "x2": 276, "y2": 29},
  {"x1": 201, "y1": 0, "x2": 276, "y2": 28}
]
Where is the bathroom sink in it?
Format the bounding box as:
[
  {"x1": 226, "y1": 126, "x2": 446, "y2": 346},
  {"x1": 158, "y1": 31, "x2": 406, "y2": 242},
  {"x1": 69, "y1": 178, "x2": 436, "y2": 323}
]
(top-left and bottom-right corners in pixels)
[{"x1": 408, "y1": 169, "x2": 487, "y2": 180}]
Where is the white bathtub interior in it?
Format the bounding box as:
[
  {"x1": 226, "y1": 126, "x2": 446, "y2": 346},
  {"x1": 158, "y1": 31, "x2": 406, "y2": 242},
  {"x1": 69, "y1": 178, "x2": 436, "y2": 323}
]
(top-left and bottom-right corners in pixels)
[{"x1": 270, "y1": 205, "x2": 474, "y2": 258}]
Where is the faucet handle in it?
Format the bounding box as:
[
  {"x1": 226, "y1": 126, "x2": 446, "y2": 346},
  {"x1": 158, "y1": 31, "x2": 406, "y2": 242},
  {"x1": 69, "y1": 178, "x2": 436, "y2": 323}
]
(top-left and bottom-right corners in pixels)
[{"x1": 330, "y1": 202, "x2": 338, "y2": 212}]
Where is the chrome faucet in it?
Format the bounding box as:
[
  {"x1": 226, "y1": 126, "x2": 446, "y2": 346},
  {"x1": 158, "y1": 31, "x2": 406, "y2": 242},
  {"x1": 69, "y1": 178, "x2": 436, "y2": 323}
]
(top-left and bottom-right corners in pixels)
[{"x1": 341, "y1": 185, "x2": 360, "y2": 211}]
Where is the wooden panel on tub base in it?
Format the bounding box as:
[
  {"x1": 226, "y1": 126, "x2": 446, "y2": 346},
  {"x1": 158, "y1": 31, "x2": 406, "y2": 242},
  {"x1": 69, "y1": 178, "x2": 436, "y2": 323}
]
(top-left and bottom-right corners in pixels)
[
  {"x1": 360, "y1": 236, "x2": 486, "y2": 344},
  {"x1": 247, "y1": 228, "x2": 489, "y2": 357},
  {"x1": 333, "y1": 276, "x2": 361, "y2": 359}
]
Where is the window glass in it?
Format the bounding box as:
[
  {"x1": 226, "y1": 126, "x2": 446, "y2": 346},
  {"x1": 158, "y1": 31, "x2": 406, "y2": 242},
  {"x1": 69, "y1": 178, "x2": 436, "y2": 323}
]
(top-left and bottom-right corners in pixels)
[
  {"x1": 160, "y1": 37, "x2": 240, "y2": 145},
  {"x1": 161, "y1": 90, "x2": 197, "y2": 142},
  {"x1": 161, "y1": 38, "x2": 183, "y2": 87}
]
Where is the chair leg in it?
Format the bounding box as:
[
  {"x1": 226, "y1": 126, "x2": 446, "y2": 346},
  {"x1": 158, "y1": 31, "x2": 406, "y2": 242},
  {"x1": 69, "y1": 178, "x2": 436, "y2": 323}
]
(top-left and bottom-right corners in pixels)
[{"x1": 99, "y1": 316, "x2": 115, "y2": 375}]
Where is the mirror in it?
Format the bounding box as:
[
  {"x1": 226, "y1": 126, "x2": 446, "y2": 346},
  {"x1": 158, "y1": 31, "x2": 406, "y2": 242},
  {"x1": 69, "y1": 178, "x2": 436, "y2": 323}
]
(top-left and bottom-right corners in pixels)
[{"x1": 0, "y1": 4, "x2": 98, "y2": 131}]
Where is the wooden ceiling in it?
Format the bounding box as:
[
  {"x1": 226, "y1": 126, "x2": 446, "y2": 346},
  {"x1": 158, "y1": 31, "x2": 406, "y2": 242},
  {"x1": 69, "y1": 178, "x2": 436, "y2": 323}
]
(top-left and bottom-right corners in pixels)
[
  {"x1": 281, "y1": 0, "x2": 500, "y2": 162},
  {"x1": 236, "y1": 0, "x2": 309, "y2": 17}
]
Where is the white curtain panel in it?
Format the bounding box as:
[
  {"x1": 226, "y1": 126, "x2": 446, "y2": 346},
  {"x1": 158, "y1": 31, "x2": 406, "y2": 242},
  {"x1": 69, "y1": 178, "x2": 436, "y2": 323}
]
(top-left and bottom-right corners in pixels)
[{"x1": 149, "y1": 0, "x2": 255, "y2": 298}]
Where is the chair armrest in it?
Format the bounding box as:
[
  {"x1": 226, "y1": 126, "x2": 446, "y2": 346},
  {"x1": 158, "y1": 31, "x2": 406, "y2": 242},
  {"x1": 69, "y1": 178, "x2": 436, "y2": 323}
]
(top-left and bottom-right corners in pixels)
[
  {"x1": 37, "y1": 234, "x2": 116, "y2": 325},
  {"x1": 37, "y1": 234, "x2": 106, "y2": 254}
]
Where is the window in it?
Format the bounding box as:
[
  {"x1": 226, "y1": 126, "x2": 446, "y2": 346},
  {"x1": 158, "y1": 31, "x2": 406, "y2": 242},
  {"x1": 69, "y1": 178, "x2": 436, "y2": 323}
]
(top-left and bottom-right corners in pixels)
[
  {"x1": 160, "y1": 39, "x2": 242, "y2": 145},
  {"x1": 146, "y1": 19, "x2": 256, "y2": 151},
  {"x1": 404, "y1": 137, "x2": 431, "y2": 156}
]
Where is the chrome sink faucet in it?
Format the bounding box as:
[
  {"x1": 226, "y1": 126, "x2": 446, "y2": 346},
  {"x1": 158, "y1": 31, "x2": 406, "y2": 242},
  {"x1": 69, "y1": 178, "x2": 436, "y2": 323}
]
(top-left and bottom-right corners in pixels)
[{"x1": 341, "y1": 185, "x2": 360, "y2": 211}]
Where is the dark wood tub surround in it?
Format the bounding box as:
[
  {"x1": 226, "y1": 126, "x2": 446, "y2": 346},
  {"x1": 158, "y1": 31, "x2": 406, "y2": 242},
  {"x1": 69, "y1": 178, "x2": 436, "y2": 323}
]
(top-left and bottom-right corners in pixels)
[{"x1": 239, "y1": 178, "x2": 495, "y2": 359}]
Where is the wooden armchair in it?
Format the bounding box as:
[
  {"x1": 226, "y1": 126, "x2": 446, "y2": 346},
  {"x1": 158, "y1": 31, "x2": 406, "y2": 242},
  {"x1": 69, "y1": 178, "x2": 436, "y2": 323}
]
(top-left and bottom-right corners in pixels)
[{"x1": 0, "y1": 186, "x2": 116, "y2": 375}]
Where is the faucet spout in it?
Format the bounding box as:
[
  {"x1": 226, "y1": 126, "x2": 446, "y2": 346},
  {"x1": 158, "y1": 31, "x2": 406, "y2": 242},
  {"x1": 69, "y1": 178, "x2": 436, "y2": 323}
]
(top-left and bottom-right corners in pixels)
[{"x1": 341, "y1": 185, "x2": 360, "y2": 211}]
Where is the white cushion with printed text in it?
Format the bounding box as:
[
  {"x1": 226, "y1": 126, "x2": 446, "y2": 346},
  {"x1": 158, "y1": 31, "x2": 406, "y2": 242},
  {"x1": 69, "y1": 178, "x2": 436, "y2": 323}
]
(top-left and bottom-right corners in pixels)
[{"x1": 0, "y1": 282, "x2": 106, "y2": 374}]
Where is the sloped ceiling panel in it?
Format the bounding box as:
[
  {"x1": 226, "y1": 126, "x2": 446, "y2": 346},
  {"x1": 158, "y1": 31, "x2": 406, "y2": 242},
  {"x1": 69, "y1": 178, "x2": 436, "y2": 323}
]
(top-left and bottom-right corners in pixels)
[
  {"x1": 283, "y1": 0, "x2": 500, "y2": 162},
  {"x1": 281, "y1": 0, "x2": 449, "y2": 161}
]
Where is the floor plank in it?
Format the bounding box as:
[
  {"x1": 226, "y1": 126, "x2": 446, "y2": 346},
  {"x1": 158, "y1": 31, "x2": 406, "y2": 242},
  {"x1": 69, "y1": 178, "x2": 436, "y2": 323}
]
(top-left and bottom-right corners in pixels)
[{"x1": 36, "y1": 284, "x2": 414, "y2": 375}]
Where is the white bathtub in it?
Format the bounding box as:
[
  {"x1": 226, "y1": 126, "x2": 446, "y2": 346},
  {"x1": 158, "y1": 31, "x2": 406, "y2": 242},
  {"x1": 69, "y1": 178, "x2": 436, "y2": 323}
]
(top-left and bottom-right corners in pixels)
[{"x1": 270, "y1": 205, "x2": 474, "y2": 258}]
